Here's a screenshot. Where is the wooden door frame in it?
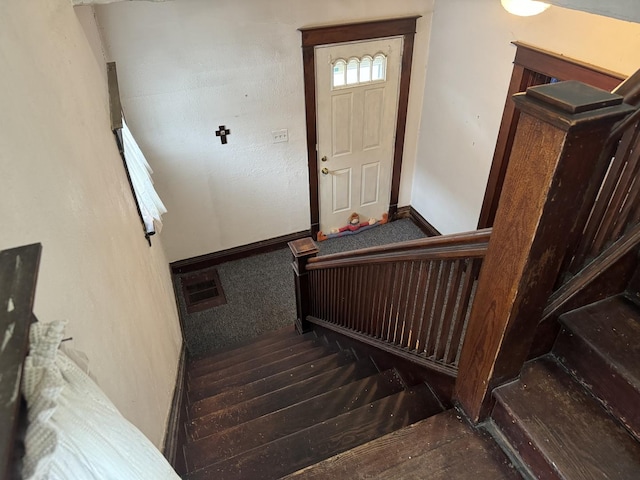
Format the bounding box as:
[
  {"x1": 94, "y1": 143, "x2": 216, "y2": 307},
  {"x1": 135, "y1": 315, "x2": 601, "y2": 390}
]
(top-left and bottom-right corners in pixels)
[
  {"x1": 299, "y1": 16, "x2": 420, "y2": 238},
  {"x1": 477, "y1": 42, "x2": 625, "y2": 230}
]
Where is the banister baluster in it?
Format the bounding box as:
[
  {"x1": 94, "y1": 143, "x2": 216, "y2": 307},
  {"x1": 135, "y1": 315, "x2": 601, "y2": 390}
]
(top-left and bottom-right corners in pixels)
[
  {"x1": 331, "y1": 268, "x2": 338, "y2": 324},
  {"x1": 347, "y1": 267, "x2": 354, "y2": 327},
  {"x1": 408, "y1": 261, "x2": 429, "y2": 351},
  {"x1": 357, "y1": 266, "x2": 364, "y2": 331},
  {"x1": 592, "y1": 131, "x2": 640, "y2": 250},
  {"x1": 417, "y1": 261, "x2": 437, "y2": 354},
  {"x1": 363, "y1": 265, "x2": 375, "y2": 335},
  {"x1": 568, "y1": 123, "x2": 640, "y2": 275},
  {"x1": 296, "y1": 225, "x2": 489, "y2": 377},
  {"x1": 436, "y1": 260, "x2": 464, "y2": 361},
  {"x1": 404, "y1": 262, "x2": 419, "y2": 346},
  {"x1": 370, "y1": 265, "x2": 380, "y2": 337},
  {"x1": 425, "y1": 261, "x2": 450, "y2": 358},
  {"x1": 392, "y1": 262, "x2": 410, "y2": 344}
]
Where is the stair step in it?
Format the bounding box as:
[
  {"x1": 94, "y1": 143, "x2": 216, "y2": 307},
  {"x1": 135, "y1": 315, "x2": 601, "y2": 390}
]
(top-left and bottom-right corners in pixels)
[
  {"x1": 184, "y1": 369, "x2": 409, "y2": 471},
  {"x1": 188, "y1": 338, "x2": 321, "y2": 390},
  {"x1": 188, "y1": 331, "x2": 315, "y2": 379},
  {"x1": 284, "y1": 410, "x2": 520, "y2": 479},
  {"x1": 185, "y1": 384, "x2": 440, "y2": 480},
  {"x1": 187, "y1": 346, "x2": 333, "y2": 402},
  {"x1": 187, "y1": 358, "x2": 379, "y2": 440},
  {"x1": 188, "y1": 350, "x2": 355, "y2": 419},
  {"x1": 188, "y1": 326, "x2": 297, "y2": 369},
  {"x1": 492, "y1": 357, "x2": 640, "y2": 480},
  {"x1": 555, "y1": 295, "x2": 640, "y2": 440}
]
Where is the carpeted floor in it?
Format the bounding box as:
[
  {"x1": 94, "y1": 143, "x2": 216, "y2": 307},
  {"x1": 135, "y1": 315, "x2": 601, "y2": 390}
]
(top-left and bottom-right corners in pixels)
[{"x1": 174, "y1": 218, "x2": 427, "y2": 358}]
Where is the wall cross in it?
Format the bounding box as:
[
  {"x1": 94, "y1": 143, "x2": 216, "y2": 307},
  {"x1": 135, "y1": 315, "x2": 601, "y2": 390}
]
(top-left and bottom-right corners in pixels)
[{"x1": 215, "y1": 125, "x2": 231, "y2": 144}]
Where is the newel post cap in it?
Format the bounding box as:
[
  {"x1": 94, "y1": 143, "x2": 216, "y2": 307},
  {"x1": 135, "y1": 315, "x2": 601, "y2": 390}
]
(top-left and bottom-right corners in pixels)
[
  {"x1": 513, "y1": 80, "x2": 635, "y2": 130},
  {"x1": 289, "y1": 238, "x2": 319, "y2": 259}
]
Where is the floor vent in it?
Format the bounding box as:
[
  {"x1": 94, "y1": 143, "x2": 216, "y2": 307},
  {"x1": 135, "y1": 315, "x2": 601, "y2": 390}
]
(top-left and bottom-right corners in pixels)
[{"x1": 181, "y1": 269, "x2": 227, "y2": 313}]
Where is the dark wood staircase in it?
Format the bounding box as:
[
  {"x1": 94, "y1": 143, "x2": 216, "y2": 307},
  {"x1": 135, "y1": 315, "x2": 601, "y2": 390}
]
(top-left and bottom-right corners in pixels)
[
  {"x1": 490, "y1": 291, "x2": 640, "y2": 479},
  {"x1": 178, "y1": 282, "x2": 640, "y2": 480},
  {"x1": 182, "y1": 329, "x2": 443, "y2": 479}
]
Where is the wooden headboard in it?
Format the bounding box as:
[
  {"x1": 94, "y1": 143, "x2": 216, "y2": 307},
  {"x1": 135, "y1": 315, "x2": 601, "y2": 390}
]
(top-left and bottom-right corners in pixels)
[{"x1": 0, "y1": 244, "x2": 42, "y2": 480}]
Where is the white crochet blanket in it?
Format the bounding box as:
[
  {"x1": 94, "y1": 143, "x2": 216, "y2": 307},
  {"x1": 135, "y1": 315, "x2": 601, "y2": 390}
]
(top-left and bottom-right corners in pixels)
[{"x1": 21, "y1": 320, "x2": 179, "y2": 480}]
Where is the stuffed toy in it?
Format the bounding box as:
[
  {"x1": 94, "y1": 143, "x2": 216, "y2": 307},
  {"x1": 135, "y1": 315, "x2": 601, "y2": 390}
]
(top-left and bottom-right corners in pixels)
[{"x1": 317, "y1": 212, "x2": 388, "y2": 241}]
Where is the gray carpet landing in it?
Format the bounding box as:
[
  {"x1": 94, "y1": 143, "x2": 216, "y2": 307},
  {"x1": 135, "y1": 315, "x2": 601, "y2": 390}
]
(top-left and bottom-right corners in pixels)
[{"x1": 175, "y1": 218, "x2": 427, "y2": 358}]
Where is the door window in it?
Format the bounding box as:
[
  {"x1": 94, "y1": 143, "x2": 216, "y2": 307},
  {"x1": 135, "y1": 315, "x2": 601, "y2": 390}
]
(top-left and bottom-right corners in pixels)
[{"x1": 332, "y1": 54, "x2": 387, "y2": 89}]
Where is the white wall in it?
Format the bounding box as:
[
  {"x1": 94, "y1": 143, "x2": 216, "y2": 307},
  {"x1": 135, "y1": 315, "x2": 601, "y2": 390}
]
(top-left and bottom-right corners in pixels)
[
  {"x1": 413, "y1": 0, "x2": 640, "y2": 234},
  {"x1": 0, "y1": 0, "x2": 182, "y2": 447},
  {"x1": 95, "y1": 0, "x2": 435, "y2": 263}
]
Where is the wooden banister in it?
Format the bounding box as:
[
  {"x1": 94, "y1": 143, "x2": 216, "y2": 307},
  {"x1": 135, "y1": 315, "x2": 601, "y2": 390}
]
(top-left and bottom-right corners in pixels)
[
  {"x1": 558, "y1": 113, "x2": 640, "y2": 281},
  {"x1": 613, "y1": 67, "x2": 640, "y2": 105},
  {"x1": 307, "y1": 242, "x2": 488, "y2": 270},
  {"x1": 290, "y1": 230, "x2": 490, "y2": 374},
  {"x1": 543, "y1": 222, "x2": 640, "y2": 323},
  {"x1": 455, "y1": 80, "x2": 635, "y2": 422},
  {"x1": 308, "y1": 228, "x2": 491, "y2": 265}
]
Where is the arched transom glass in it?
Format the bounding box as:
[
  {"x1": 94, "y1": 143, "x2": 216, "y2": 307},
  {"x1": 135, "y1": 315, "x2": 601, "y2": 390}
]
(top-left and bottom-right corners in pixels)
[{"x1": 332, "y1": 53, "x2": 387, "y2": 89}]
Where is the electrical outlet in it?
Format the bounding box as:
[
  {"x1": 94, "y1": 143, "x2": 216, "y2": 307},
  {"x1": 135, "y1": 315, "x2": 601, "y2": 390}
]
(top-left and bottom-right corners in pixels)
[{"x1": 272, "y1": 129, "x2": 288, "y2": 143}]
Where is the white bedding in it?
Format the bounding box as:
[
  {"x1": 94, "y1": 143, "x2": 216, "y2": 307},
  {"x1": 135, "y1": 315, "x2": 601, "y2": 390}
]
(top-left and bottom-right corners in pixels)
[{"x1": 20, "y1": 320, "x2": 180, "y2": 480}]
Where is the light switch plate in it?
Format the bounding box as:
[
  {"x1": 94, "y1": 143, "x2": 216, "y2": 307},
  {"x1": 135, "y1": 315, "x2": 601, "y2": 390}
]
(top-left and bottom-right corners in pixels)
[{"x1": 272, "y1": 129, "x2": 288, "y2": 143}]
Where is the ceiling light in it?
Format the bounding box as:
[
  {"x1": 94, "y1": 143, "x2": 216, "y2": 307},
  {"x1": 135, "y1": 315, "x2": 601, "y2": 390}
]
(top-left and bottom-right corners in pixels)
[{"x1": 501, "y1": 0, "x2": 551, "y2": 16}]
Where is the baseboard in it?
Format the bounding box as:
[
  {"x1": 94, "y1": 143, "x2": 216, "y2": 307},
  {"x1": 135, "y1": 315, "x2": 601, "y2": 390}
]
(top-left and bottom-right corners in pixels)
[
  {"x1": 395, "y1": 205, "x2": 411, "y2": 219},
  {"x1": 395, "y1": 205, "x2": 441, "y2": 237},
  {"x1": 163, "y1": 344, "x2": 188, "y2": 475},
  {"x1": 170, "y1": 229, "x2": 311, "y2": 275}
]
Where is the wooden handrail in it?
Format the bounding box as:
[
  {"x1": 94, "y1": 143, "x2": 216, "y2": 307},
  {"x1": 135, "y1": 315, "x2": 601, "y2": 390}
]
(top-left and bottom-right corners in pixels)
[
  {"x1": 308, "y1": 228, "x2": 491, "y2": 265},
  {"x1": 307, "y1": 242, "x2": 489, "y2": 270},
  {"x1": 608, "y1": 107, "x2": 640, "y2": 141},
  {"x1": 543, "y1": 222, "x2": 640, "y2": 323},
  {"x1": 613, "y1": 67, "x2": 640, "y2": 106}
]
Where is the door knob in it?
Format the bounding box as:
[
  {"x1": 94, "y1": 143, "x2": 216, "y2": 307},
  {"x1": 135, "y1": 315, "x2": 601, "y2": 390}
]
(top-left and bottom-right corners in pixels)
[{"x1": 321, "y1": 167, "x2": 329, "y2": 175}]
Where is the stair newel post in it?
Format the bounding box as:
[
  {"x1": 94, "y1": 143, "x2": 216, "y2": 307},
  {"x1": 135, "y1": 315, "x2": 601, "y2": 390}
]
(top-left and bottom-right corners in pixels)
[
  {"x1": 455, "y1": 81, "x2": 635, "y2": 422},
  {"x1": 289, "y1": 238, "x2": 320, "y2": 334}
]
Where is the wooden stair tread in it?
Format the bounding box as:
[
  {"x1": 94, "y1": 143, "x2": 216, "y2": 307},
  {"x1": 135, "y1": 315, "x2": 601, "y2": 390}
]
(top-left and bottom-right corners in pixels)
[
  {"x1": 187, "y1": 358, "x2": 379, "y2": 439},
  {"x1": 555, "y1": 294, "x2": 640, "y2": 441},
  {"x1": 284, "y1": 410, "x2": 520, "y2": 479},
  {"x1": 188, "y1": 346, "x2": 333, "y2": 402},
  {"x1": 184, "y1": 369, "x2": 414, "y2": 471},
  {"x1": 188, "y1": 331, "x2": 315, "y2": 378},
  {"x1": 189, "y1": 350, "x2": 355, "y2": 418},
  {"x1": 186, "y1": 384, "x2": 438, "y2": 480},
  {"x1": 189, "y1": 325, "x2": 297, "y2": 367},
  {"x1": 560, "y1": 295, "x2": 640, "y2": 388},
  {"x1": 492, "y1": 357, "x2": 640, "y2": 480},
  {"x1": 190, "y1": 327, "x2": 292, "y2": 359},
  {"x1": 373, "y1": 430, "x2": 521, "y2": 480},
  {"x1": 188, "y1": 338, "x2": 321, "y2": 389}
]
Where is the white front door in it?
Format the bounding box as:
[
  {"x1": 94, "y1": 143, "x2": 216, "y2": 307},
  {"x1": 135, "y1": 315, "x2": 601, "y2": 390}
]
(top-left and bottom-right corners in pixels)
[{"x1": 315, "y1": 37, "x2": 403, "y2": 234}]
